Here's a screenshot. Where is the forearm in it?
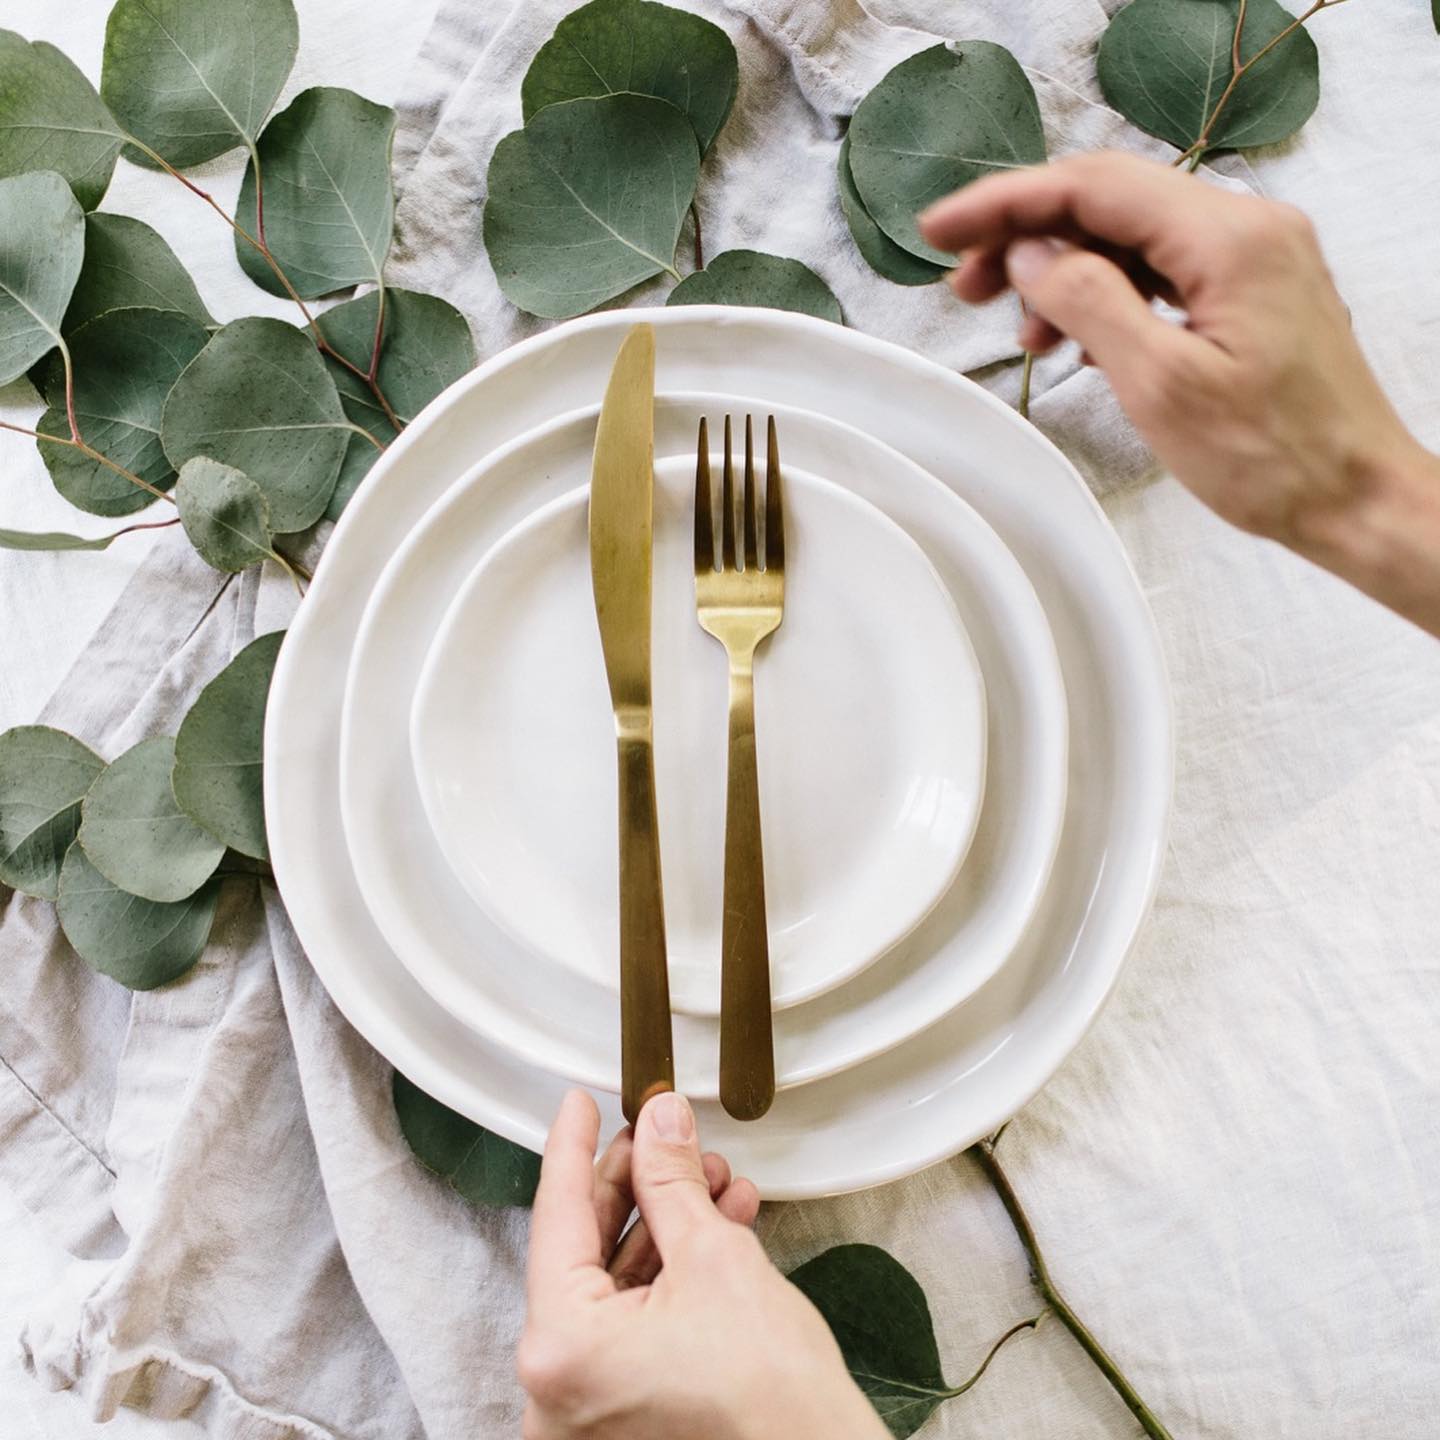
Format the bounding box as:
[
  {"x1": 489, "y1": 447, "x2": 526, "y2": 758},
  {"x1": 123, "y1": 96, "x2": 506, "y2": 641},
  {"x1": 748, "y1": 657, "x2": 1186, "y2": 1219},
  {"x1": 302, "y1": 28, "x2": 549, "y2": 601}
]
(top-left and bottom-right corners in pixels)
[{"x1": 1290, "y1": 437, "x2": 1440, "y2": 639}]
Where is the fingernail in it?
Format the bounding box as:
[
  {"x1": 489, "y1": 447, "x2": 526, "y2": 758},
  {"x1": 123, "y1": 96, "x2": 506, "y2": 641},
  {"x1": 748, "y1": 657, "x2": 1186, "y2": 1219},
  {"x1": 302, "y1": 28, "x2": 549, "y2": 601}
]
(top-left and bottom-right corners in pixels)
[
  {"x1": 1006, "y1": 237, "x2": 1063, "y2": 287},
  {"x1": 646, "y1": 1091, "x2": 694, "y2": 1143}
]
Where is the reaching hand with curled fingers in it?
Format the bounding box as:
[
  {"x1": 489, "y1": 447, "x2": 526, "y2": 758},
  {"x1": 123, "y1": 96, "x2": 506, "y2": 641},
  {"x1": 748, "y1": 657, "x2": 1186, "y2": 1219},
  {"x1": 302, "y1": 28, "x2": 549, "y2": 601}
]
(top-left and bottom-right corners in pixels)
[{"x1": 919, "y1": 152, "x2": 1440, "y2": 638}]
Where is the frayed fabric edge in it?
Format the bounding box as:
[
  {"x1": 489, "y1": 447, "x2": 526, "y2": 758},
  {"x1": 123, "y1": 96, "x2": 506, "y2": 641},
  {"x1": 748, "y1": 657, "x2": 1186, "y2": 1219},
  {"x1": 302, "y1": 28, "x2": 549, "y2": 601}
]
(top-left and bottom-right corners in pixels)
[{"x1": 18, "y1": 1333, "x2": 341, "y2": 1440}]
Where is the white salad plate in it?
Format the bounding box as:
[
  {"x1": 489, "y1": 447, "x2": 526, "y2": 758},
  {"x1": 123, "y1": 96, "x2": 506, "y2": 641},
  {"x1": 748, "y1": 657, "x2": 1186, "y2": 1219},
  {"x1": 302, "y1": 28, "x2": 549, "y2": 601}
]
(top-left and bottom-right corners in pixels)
[
  {"x1": 340, "y1": 394, "x2": 1067, "y2": 1097},
  {"x1": 267, "y1": 306, "x2": 1172, "y2": 1199},
  {"x1": 411, "y1": 455, "x2": 988, "y2": 1018}
]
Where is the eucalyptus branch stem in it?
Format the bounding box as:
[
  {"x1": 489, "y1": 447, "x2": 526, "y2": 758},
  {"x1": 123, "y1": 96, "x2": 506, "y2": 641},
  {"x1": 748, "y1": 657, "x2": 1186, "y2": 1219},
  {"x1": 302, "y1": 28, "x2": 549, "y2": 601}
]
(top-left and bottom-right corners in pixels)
[
  {"x1": 347, "y1": 422, "x2": 387, "y2": 452},
  {"x1": 1172, "y1": 0, "x2": 1349, "y2": 167},
  {"x1": 7, "y1": 348, "x2": 174, "y2": 504},
  {"x1": 128, "y1": 133, "x2": 403, "y2": 432},
  {"x1": 941, "y1": 1314, "x2": 1043, "y2": 1399},
  {"x1": 974, "y1": 1137, "x2": 1175, "y2": 1440},
  {"x1": 691, "y1": 202, "x2": 704, "y2": 272},
  {"x1": 1018, "y1": 350, "x2": 1035, "y2": 421}
]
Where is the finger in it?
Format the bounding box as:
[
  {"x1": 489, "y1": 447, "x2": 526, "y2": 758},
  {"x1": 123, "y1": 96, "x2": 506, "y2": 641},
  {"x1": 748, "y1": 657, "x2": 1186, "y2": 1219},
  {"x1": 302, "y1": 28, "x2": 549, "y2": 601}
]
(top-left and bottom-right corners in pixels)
[
  {"x1": 716, "y1": 1175, "x2": 760, "y2": 1229},
  {"x1": 1004, "y1": 237, "x2": 1208, "y2": 379},
  {"x1": 528, "y1": 1090, "x2": 605, "y2": 1305},
  {"x1": 608, "y1": 1152, "x2": 732, "y2": 1289},
  {"x1": 919, "y1": 152, "x2": 1238, "y2": 294},
  {"x1": 593, "y1": 1125, "x2": 635, "y2": 1258},
  {"x1": 630, "y1": 1092, "x2": 722, "y2": 1259}
]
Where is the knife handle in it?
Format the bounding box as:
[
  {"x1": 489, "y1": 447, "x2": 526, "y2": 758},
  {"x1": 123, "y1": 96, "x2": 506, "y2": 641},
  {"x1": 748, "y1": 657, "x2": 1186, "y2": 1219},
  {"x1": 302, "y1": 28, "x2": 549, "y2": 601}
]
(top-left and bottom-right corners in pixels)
[{"x1": 616, "y1": 729, "x2": 674, "y2": 1124}]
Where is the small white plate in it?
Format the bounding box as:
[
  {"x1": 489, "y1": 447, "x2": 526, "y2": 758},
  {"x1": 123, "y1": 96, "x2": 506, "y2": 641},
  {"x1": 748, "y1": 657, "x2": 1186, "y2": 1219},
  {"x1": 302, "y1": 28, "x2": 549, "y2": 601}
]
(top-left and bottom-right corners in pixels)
[
  {"x1": 411, "y1": 458, "x2": 987, "y2": 1017},
  {"x1": 340, "y1": 394, "x2": 1067, "y2": 1097}
]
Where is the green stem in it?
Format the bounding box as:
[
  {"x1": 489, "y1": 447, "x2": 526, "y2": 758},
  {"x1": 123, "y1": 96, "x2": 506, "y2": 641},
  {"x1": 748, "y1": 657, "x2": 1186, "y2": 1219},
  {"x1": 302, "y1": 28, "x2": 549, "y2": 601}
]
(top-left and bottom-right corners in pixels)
[
  {"x1": 1018, "y1": 350, "x2": 1034, "y2": 421},
  {"x1": 940, "y1": 1314, "x2": 1042, "y2": 1399},
  {"x1": 1172, "y1": 0, "x2": 1350, "y2": 168},
  {"x1": 974, "y1": 1137, "x2": 1175, "y2": 1440},
  {"x1": 126, "y1": 132, "x2": 403, "y2": 434}
]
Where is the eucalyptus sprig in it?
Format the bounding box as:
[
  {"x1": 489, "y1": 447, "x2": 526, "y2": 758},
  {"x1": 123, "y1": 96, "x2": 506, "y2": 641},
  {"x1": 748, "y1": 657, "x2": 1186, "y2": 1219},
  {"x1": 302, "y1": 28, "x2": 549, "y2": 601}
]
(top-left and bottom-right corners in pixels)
[
  {"x1": 485, "y1": 0, "x2": 842, "y2": 323},
  {"x1": 0, "y1": 0, "x2": 475, "y2": 567}
]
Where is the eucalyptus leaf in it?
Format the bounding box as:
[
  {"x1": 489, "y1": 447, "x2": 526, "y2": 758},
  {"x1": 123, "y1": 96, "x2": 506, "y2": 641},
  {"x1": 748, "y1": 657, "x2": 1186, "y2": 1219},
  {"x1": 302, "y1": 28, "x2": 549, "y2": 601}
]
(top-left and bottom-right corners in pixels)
[
  {"x1": 65, "y1": 213, "x2": 213, "y2": 334},
  {"x1": 0, "y1": 31, "x2": 123, "y2": 210},
  {"x1": 101, "y1": 0, "x2": 300, "y2": 169},
  {"x1": 1097, "y1": 0, "x2": 1319, "y2": 154},
  {"x1": 788, "y1": 1244, "x2": 958, "y2": 1438},
  {"x1": 58, "y1": 842, "x2": 219, "y2": 990},
  {"x1": 176, "y1": 458, "x2": 277, "y2": 573},
  {"x1": 317, "y1": 288, "x2": 476, "y2": 518},
  {"x1": 78, "y1": 735, "x2": 224, "y2": 903},
  {"x1": 848, "y1": 43, "x2": 1046, "y2": 266},
  {"x1": 521, "y1": 0, "x2": 738, "y2": 155},
  {"x1": 172, "y1": 631, "x2": 284, "y2": 860},
  {"x1": 393, "y1": 1071, "x2": 541, "y2": 1207},
  {"x1": 484, "y1": 94, "x2": 699, "y2": 320},
  {"x1": 37, "y1": 306, "x2": 209, "y2": 517},
  {"x1": 0, "y1": 525, "x2": 142, "y2": 553},
  {"x1": 235, "y1": 87, "x2": 397, "y2": 299},
  {"x1": 668, "y1": 249, "x2": 843, "y2": 322},
  {"x1": 0, "y1": 726, "x2": 104, "y2": 900},
  {"x1": 161, "y1": 317, "x2": 351, "y2": 533},
  {"x1": 837, "y1": 135, "x2": 946, "y2": 287},
  {"x1": 0, "y1": 170, "x2": 85, "y2": 386}
]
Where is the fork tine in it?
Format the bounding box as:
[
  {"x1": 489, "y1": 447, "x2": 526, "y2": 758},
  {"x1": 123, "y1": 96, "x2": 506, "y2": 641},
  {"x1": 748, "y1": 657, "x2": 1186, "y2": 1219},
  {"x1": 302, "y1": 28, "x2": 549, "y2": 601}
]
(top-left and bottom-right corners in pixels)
[
  {"x1": 743, "y1": 415, "x2": 759, "y2": 570},
  {"x1": 721, "y1": 415, "x2": 736, "y2": 570},
  {"x1": 694, "y1": 417, "x2": 713, "y2": 573},
  {"x1": 765, "y1": 415, "x2": 784, "y2": 573}
]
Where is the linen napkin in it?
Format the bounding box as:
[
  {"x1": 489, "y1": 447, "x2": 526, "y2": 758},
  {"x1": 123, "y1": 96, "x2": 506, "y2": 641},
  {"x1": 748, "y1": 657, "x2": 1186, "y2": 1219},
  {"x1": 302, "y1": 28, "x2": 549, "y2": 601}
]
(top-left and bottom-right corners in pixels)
[{"x1": 7, "y1": 2, "x2": 1440, "y2": 1438}]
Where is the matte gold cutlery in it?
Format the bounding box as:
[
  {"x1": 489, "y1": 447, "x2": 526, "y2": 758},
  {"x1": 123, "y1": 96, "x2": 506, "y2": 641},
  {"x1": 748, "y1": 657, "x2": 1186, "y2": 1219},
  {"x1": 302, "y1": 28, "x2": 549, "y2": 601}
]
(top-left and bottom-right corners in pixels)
[
  {"x1": 590, "y1": 324, "x2": 674, "y2": 1124},
  {"x1": 694, "y1": 415, "x2": 785, "y2": 1121}
]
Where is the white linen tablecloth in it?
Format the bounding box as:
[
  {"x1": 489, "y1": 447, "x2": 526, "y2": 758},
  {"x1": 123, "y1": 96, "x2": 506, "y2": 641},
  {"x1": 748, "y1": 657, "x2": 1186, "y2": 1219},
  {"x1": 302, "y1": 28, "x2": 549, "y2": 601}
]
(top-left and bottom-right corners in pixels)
[{"x1": 2, "y1": 1, "x2": 1438, "y2": 1437}]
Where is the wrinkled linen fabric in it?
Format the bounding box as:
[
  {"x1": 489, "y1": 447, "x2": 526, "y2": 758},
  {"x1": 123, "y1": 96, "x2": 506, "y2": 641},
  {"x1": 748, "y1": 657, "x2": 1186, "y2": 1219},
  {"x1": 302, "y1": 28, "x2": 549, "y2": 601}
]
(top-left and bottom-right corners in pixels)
[{"x1": 2, "y1": 0, "x2": 1439, "y2": 1437}]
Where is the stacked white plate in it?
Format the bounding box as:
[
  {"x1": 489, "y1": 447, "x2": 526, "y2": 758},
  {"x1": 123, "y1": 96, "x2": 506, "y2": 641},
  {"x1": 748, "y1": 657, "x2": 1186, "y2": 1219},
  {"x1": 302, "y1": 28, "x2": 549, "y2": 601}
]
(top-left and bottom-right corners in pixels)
[{"x1": 265, "y1": 306, "x2": 1172, "y2": 1199}]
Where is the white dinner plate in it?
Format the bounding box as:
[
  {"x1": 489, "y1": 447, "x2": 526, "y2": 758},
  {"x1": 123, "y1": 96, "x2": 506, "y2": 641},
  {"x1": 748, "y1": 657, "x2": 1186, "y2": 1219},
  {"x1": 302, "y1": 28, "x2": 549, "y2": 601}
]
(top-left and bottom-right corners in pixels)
[
  {"x1": 268, "y1": 306, "x2": 1171, "y2": 1199},
  {"x1": 411, "y1": 455, "x2": 987, "y2": 1018},
  {"x1": 341, "y1": 394, "x2": 1067, "y2": 1096}
]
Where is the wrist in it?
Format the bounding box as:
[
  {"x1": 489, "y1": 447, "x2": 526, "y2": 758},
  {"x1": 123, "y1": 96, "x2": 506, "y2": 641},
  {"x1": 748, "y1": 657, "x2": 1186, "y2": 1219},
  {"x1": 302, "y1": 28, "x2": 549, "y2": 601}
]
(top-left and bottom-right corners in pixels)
[{"x1": 1288, "y1": 434, "x2": 1440, "y2": 637}]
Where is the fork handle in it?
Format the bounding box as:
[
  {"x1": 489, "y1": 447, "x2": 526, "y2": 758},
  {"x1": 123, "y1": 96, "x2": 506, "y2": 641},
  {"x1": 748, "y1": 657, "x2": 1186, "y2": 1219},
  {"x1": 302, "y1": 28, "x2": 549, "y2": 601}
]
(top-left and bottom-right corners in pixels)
[
  {"x1": 617, "y1": 731, "x2": 675, "y2": 1124},
  {"x1": 719, "y1": 662, "x2": 776, "y2": 1120}
]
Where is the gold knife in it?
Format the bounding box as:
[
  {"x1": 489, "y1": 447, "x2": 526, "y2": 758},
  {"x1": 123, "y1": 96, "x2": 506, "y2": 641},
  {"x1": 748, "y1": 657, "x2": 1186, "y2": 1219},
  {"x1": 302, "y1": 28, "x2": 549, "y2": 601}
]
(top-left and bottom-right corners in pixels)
[{"x1": 590, "y1": 323, "x2": 674, "y2": 1124}]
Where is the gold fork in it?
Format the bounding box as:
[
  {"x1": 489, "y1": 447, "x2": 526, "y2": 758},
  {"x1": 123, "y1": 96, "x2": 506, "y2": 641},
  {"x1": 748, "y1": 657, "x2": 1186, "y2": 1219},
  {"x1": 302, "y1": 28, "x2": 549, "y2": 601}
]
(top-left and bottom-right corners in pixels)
[{"x1": 694, "y1": 414, "x2": 784, "y2": 1121}]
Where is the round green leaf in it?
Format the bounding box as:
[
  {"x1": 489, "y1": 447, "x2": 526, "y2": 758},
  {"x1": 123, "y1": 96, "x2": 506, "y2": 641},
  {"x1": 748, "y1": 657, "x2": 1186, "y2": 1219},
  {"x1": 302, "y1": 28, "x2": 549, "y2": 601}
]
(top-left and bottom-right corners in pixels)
[
  {"x1": 521, "y1": 0, "x2": 738, "y2": 155},
  {"x1": 484, "y1": 94, "x2": 699, "y2": 320},
  {"x1": 78, "y1": 735, "x2": 224, "y2": 903},
  {"x1": 837, "y1": 135, "x2": 946, "y2": 287},
  {"x1": 317, "y1": 288, "x2": 476, "y2": 518},
  {"x1": 161, "y1": 318, "x2": 350, "y2": 534},
  {"x1": 37, "y1": 306, "x2": 209, "y2": 517},
  {"x1": 0, "y1": 30, "x2": 123, "y2": 211},
  {"x1": 173, "y1": 631, "x2": 284, "y2": 860},
  {"x1": 393, "y1": 1071, "x2": 541, "y2": 1207},
  {"x1": 101, "y1": 0, "x2": 299, "y2": 170},
  {"x1": 849, "y1": 43, "x2": 1046, "y2": 266},
  {"x1": 65, "y1": 212, "x2": 213, "y2": 335},
  {"x1": 58, "y1": 841, "x2": 219, "y2": 990},
  {"x1": 667, "y1": 249, "x2": 843, "y2": 323},
  {"x1": 0, "y1": 726, "x2": 104, "y2": 900},
  {"x1": 234, "y1": 87, "x2": 397, "y2": 300},
  {"x1": 1098, "y1": 0, "x2": 1319, "y2": 155},
  {"x1": 788, "y1": 1244, "x2": 952, "y2": 1439},
  {"x1": 0, "y1": 170, "x2": 84, "y2": 386},
  {"x1": 176, "y1": 458, "x2": 276, "y2": 573}
]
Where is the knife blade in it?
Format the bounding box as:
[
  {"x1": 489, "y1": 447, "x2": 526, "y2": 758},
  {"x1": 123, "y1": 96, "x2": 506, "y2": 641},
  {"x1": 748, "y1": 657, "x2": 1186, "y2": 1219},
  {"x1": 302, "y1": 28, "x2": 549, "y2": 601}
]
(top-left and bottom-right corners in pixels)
[{"x1": 589, "y1": 323, "x2": 674, "y2": 1123}]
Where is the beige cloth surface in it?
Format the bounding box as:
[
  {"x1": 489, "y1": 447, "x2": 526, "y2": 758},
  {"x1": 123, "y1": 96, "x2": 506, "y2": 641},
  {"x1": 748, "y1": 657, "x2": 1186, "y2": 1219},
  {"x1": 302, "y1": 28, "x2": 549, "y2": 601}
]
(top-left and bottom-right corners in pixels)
[{"x1": 2, "y1": 0, "x2": 1438, "y2": 1436}]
